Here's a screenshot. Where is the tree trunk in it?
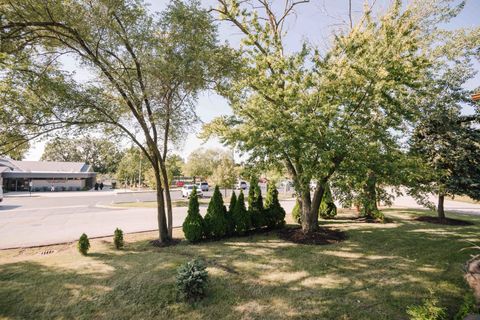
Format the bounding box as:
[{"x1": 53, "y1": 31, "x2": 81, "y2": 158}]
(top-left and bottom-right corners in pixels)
[
  {"x1": 159, "y1": 161, "x2": 173, "y2": 238},
  {"x1": 363, "y1": 171, "x2": 378, "y2": 219},
  {"x1": 300, "y1": 188, "x2": 322, "y2": 234},
  {"x1": 154, "y1": 168, "x2": 170, "y2": 243},
  {"x1": 311, "y1": 181, "x2": 326, "y2": 218},
  {"x1": 437, "y1": 193, "x2": 445, "y2": 220}
]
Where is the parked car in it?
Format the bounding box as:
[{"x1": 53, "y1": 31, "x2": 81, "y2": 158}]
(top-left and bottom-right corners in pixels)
[
  {"x1": 181, "y1": 185, "x2": 203, "y2": 198},
  {"x1": 309, "y1": 181, "x2": 317, "y2": 190},
  {"x1": 236, "y1": 181, "x2": 248, "y2": 190},
  {"x1": 0, "y1": 185, "x2": 3, "y2": 203},
  {"x1": 197, "y1": 182, "x2": 209, "y2": 192},
  {"x1": 175, "y1": 181, "x2": 185, "y2": 187}
]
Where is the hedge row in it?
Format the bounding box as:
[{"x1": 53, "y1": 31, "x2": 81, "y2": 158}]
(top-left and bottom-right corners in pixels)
[{"x1": 182, "y1": 182, "x2": 286, "y2": 243}]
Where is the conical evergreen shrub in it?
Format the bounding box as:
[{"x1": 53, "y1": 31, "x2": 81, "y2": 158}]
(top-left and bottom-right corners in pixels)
[
  {"x1": 292, "y1": 199, "x2": 302, "y2": 224},
  {"x1": 182, "y1": 188, "x2": 205, "y2": 242},
  {"x1": 225, "y1": 192, "x2": 237, "y2": 235},
  {"x1": 319, "y1": 183, "x2": 337, "y2": 219},
  {"x1": 232, "y1": 191, "x2": 250, "y2": 235},
  {"x1": 249, "y1": 178, "x2": 265, "y2": 229},
  {"x1": 229, "y1": 191, "x2": 237, "y2": 212},
  {"x1": 264, "y1": 183, "x2": 286, "y2": 228},
  {"x1": 204, "y1": 186, "x2": 228, "y2": 238}
]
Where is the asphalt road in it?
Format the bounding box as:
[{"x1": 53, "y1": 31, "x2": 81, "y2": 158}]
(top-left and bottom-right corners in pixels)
[{"x1": 0, "y1": 189, "x2": 478, "y2": 249}]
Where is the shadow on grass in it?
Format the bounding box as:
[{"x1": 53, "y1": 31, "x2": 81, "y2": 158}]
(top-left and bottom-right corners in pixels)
[{"x1": 0, "y1": 209, "x2": 478, "y2": 319}]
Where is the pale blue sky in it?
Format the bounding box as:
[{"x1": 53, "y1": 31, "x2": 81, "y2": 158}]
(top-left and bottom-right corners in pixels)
[{"x1": 24, "y1": 0, "x2": 480, "y2": 161}]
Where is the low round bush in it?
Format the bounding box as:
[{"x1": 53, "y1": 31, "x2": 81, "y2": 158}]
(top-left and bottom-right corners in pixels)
[
  {"x1": 176, "y1": 259, "x2": 208, "y2": 302},
  {"x1": 114, "y1": 228, "x2": 124, "y2": 249},
  {"x1": 78, "y1": 233, "x2": 90, "y2": 255}
]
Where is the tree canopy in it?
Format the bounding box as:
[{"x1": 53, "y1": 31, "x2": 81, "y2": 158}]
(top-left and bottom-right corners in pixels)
[
  {"x1": 41, "y1": 136, "x2": 123, "y2": 173},
  {"x1": 183, "y1": 148, "x2": 233, "y2": 181},
  {"x1": 203, "y1": 0, "x2": 465, "y2": 233},
  {"x1": 0, "y1": 0, "x2": 232, "y2": 242}
]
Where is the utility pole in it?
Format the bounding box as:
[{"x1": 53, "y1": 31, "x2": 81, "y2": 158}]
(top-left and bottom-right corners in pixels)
[{"x1": 138, "y1": 159, "x2": 142, "y2": 189}]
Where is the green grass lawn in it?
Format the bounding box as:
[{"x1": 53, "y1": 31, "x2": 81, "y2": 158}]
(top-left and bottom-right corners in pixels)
[{"x1": 0, "y1": 209, "x2": 478, "y2": 319}]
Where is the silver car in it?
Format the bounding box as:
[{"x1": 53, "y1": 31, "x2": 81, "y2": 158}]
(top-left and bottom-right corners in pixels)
[
  {"x1": 181, "y1": 185, "x2": 203, "y2": 198},
  {"x1": 196, "y1": 182, "x2": 209, "y2": 192},
  {"x1": 236, "y1": 181, "x2": 248, "y2": 190}
]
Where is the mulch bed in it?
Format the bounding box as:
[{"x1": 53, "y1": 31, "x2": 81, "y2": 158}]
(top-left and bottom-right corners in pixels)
[
  {"x1": 277, "y1": 226, "x2": 347, "y2": 245},
  {"x1": 414, "y1": 216, "x2": 474, "y2": 226},
  {"x1": 149, "y1": 238, "x2": 182, "y2": 247}
]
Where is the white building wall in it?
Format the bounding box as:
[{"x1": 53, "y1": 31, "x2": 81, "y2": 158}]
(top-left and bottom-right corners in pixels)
[{"x1": 31, "y1": 179, "x2": 85, "y2": 191}]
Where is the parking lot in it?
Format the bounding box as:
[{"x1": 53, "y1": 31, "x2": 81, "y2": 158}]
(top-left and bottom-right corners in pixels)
[{"x1": 0, "y1": 188, "x2": 478, "y2": 249}]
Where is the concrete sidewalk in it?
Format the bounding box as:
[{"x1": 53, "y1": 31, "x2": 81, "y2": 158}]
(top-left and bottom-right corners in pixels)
[
  {"x1": 1, "y1": 194, "x2": 478, "y2": 249},
  {"x1": 0, "y1": 206, "x2": 191, "y2": 249},
  {"x1": 390, "y1": 193, "x2": 480, "y2": 216}
]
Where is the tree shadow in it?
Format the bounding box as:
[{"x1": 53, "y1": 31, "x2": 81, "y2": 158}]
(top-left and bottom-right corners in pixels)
[
  {"x1": 0, "y1": 210, "x2": 478, "y2": 319},
  {"x1": 0, "y1": 205, "x2": 21, "y2": 211}
]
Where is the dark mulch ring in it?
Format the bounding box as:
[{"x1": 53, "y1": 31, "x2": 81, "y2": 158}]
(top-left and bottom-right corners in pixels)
[
  {"x1": 150, "y1": 238, "x2": 182, "y2": 247},
  {"x1": 415, "y1": 216, "x2": 474, "y2": 226},
  {"x1": 277, "y1": 226, "x2": 347, "y2": 245}
]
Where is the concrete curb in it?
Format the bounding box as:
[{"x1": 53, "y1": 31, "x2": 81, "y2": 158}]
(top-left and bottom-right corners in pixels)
[{"x1": 94, "y1": 204, "x2": 129, "y2": 210}]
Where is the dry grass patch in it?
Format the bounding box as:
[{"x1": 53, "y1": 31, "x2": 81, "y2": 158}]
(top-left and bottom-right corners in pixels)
[{"x1": 0, "y1": 209, "x2": 479, "y2": 319}]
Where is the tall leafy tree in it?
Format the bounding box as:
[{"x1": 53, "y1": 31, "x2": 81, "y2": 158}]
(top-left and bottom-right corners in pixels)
[
  {"x1": 210, "y1": 153, "x2": 236, "y2": 196},
  {"x1": 204, "y1": 0, "x2": 450, "y2": 234},
  {"x1": 0, "y1": 0, "x2": 230, "y2": 243},
  {"x1": 410, "y1": 108, "x2": 480, "y2": 220},
  {"x1": 116, "y1": 147, "x2": 148, "y2": 186},
  {"x1": 183, "y1": 148, "x2": 232, "y2": 182},
  {"x1": 0, "y1": 132, "x2": 29, "y2": 160},
  {"x1": 144, "y1": 154, "x2": 184, "y2": 188},
  {"x1": 41, "y1": 136, "x2": 123, "y2": 173}
]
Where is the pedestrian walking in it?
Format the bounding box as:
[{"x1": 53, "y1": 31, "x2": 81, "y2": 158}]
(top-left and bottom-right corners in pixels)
[
  {"x1": 100, "y1": 182, "x2": 104, "y2": 190},
  {"x1": 94, "y1": 182, "x2": 99, "y2": 191}
]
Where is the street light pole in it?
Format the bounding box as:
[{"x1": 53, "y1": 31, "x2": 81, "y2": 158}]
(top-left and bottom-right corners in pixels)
[{"x1": 138, "y1": 159, "x2": 142, "y2": 189}]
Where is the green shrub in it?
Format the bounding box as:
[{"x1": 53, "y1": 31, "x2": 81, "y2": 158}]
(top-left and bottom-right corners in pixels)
[
  {"x1": 232, "y1": 191, "x2": 250, "y2": 235},
  {"x1": 454, "y1": 293, "x2": 478, "y2": 320},
  {"x1": 292, "y1": 199, "x2": 302, "y2": 224},
  {"x1": 77, "y1": 233, "x2": 90, "y2": 255},
  {"x1": 229, "y1": 191, "x2": 237, "y2": 212},
  {"x1": 264, "y1": 183, "x2": 286, "y2": 228},
  {"x1": 319, "y1": 184, "x2": 337, "y2": 219},
  {"x1": 204, "y1": 186, "x2": 228, "y2": 238},
  {"x1": 406, "y1": 291, "x2": 446, "y2": 320},
  {"x1": 114, "y1": 228, "x2": 124, "y2": 249},
  {"x1": 176, "y1": 259, "x2": 208, "y2": 302},
  {"x1": 225, "y1": 192, "x2": 237, "y2": 235},
  {"x1": 248, "y1": 178, "x2": 265, "y2": 229},
  {"x1": 247, "y1": 177, "x2": 257, "y2": 209},
  {"x1": 182, "y1": 188, "x2": 205, "y2": 242}
]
